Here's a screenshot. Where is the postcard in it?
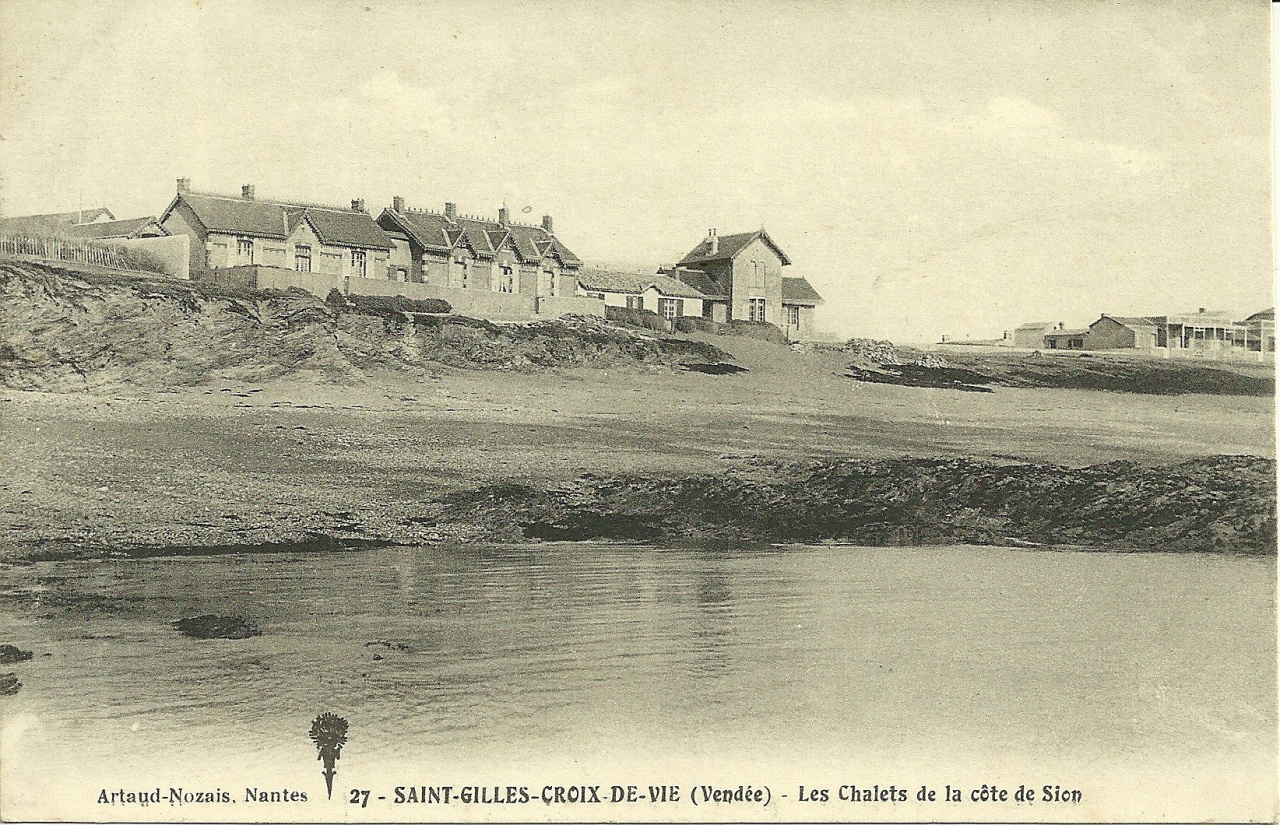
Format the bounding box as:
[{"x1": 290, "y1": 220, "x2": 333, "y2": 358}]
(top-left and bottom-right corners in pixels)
[{"x1": 0, "y1": 0, "x2": 1274, "y2": 822}]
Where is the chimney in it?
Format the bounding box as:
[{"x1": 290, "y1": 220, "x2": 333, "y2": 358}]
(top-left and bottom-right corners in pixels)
[
  {"x1": 541, "y1": 214, "x2": 554, "y2": 234},
  {"x1": 241, "y1": 184, "x2": 255, "y2": 200},
  {"x1": 351, "y1": 198, "x2": 365, "y2": 212},
  {"x1": 708, "y1": 228, "x2": 719, "y2": 255},
  {"x1": 444, "y1": 202, "x2": 457, "y2": 221},
  {"x1": 1058, "y1": 321, "x2": 1065, "y2": 330},
  {"x1": 176, "y1": 177, "x2": 191, "y2": 193},
  {"x1": 1002, "y1": 330, "x2": 1009, "y2": 340},
  {"x1": 1199, "y1": 307, "x2": 1206, "y2": 314},
  {"x1": 498, "y1": 206, "x2": 509, "y2": 225},
  {"x1": 392, "y1": 195, "x2": 405, "y2": 212}
]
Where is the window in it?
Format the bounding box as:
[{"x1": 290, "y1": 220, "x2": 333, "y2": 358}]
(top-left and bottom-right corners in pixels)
[
  {"x1": 460, "y1": 260, "x2": 470, "y2": 289},
  {"x1": 749, "y1": 297, "x2": 766, "y2": 323},
  {"x1": 588, "y1": 292, "x2": 605, "y2": 300},
  {"x1": 786, "y1": 305, "x2": 800, "y2": 328},
  {"x1": 545, "y1": 269, "x2": 557, "y2": 297},
  {"x1": 351, "y1": 249, "x2": 367, "y2": 277},
  {"x1": 295, "y1": 245, "x2": 311, "y2": 273},
  {"x1": 237, "y1": 238, "x2": 254, "y2": 263},
  {"x1": 702, "y1": 302, "x2": 716, "y2": 320},
  {"x1": 659, "y1": 298, "x2": 684, "y2": 319},
  {"x1": 499, "y1": 265, "x2": 515, "y2": 294},
  {"x1": 625, "y1": 295, "x2": 644, "y2": 311}
]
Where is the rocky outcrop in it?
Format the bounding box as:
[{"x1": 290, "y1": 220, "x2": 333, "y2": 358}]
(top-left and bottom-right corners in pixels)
[{"x1": 0, "y1": 259, "x2": 728, "y2": 391}]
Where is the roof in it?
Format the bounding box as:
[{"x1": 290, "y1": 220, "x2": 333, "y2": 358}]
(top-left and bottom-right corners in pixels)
[
  {"x1": 1245, "y1": 308, "x2": 1275, "y2": 323},
  {"x1": 163, "y1": 191, "x2": 390, "y2": 250},
  {"x1": 577, "y1": 268, "x2": 707, "y2": 299},
  {"x1": 1014, "y1": 321, "x2": 1055, "y2": 331},
  {"x1": 65, "y1": 216, "x2": 166, "y2": 239},
  {"x1": 677, "y1": 229, "x2": 792, "y2": 266},
  {"x1": 0, "y1": 207, "x2": 116, "y2": 233},
  {"x1": 379, "y1": 208, "x2": 580, "y2": 266},
  {"x1": 781, "y1": 276, "x2": 823, "y2": 305},
  {"x1": 1044, "y1": 328, "x2": 1090, "y2": 338},
  {"x1": 666, "y1": 267, "x2": 729, "y2": 299},
  {"x1": 1095, "y1": 314, "x2": 1159, "y2": 330}
]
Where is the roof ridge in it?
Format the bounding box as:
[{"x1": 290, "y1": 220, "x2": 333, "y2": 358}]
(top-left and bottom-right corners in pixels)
[{"x1": 185, "y1": 189, "x2": 366, "y2": 214}]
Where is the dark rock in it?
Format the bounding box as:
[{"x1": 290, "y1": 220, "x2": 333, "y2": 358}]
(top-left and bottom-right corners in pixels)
[
  {"x1": 172, "y1": 615, "x2": 262, "y2": 640},
  {"x1": 0, "y1": 644, "x2": 33, "y2": 664},
  {"x1": 0, "y1": 673, "x2": 20, "y2": 695}
]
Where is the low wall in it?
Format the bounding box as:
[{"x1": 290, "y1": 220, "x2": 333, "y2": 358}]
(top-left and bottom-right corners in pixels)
[
  {"x1": 536, "y1": 295, "x2": 605, "y2": 318},
  {"x1": 198, "y1": 267, "x2": 605, "y2": 323},
  {"x1": 110, "y1": 235, "x2": 190, "y2": 279}
]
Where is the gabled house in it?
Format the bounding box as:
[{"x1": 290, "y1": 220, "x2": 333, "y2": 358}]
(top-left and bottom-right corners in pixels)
[
  {"x1": 1084, "y1": 315, "x2": 1160, "y2": 350},
  {"x1": 377, "y1": 198, "x2": 582, "y2": 299},
  {"x1": 576, "y1": 268, "x2": 706, "y2": 320},
  {"x1": 676, "y1": 228, "x2": 792, "y2": 325},
  {"x1": 160, "y1": 179, "x2": 392, "y2": 279}
]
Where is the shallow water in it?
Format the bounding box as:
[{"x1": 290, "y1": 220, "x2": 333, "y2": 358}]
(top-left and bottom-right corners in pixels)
[{"x1": 1, "y1": 543, "x2": 1274, "y2": 820}]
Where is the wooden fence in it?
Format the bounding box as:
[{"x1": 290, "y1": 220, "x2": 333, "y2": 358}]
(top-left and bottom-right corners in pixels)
[{"x1": 0, "y1": 233, "x2": 163, "y2": 274}]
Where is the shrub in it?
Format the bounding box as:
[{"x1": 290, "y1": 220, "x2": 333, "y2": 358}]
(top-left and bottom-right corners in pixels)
[
  {"x1": 723, "y1": 319, "x2": 788, "y2": 344},
  {"x1": 605, "y1": 305, "x2": 668, "y2": 332},
  {"x1": 673, "y1": 316, "x2": 720, "y2": 334}
]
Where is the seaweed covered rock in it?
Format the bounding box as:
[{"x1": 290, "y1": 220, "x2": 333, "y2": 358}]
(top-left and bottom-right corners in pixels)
[
  {"x1": 173, "y1": 615, "x2": 262, "y2": 640},
  {"x1": 0, "y1": 645, "x2": 33, "y2": 664}
]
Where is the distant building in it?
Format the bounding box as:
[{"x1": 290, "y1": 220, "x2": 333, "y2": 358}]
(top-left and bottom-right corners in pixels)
[
  {"x1": 0, "y1": 207, "x2": 116, "y2": 234},
  {"x1": 377, "y1": 198, "x2": 581, "y2": 299},
  {"x1": 65, "y1": 216, "x2": 168, "y2": 240},
  {"x1": 1043, "y1": 325, "x2": 1088, "y2": 350},
  {"x1": 576, "y1": 268, "x2": 706, "y2": 320},
  {"x1": 1012, "y1": 322, "x2": 1056, "y2": 349},
  {"x1": 780, "y1": 276, "x2": 824, "y2": 338},
  {"x1": 1241, "y1": 308, "x2": 1275, "y2": 354},
  {"x1": 1084, "y1": 315, "x2": 1160, "y2": 350},
  {"x1": 160, "y1": 179, "x2": 392, "y2": 279},
  {"x1": 1147, "y1": 308, "x2": 1240, "y2": 352}
]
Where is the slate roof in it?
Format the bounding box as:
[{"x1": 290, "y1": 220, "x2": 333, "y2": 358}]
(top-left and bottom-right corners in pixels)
[
  {"x1": 66, "y1": 216, "x2": 166, "y2": 239},
  {"x1": 678, "y1": 229, "x2": 791, "y2": 266},
  {"x1": 0, "y1": 207, "x2": 116, "y2": 233},
  {"x1": 577, "y1": 268, "x2": 707, "y2": 299},
  {"x1": 379, "y1": 208, "x2": 581, "y2": 266},
  {"x1": 781, "y1": 276, "x2": 823, "y2": 305},
  {"x1": 1244, "y1": 308, "x2": 1274, "y2": 323},
  {"x1": 666, "y1": 267, "x2": 729, "y2": 299},
  {"x1": 163, "y1": 192, "x2": 391, "y2": 250},
  {"x1": 1044, "y1": 328, "x2": 1090, "y2": 338},
  {"x1": 1015, "y1": 321, "x2": 1055, "y2": 331},
  {"x1": 1095, "y1": 315, "x2": 1159, "y2": 330}
]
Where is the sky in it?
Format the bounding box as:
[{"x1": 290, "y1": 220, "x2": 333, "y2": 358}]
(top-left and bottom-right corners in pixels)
[{"x1": 0, "y1": 0, "x2": 1271, "y2": 343}]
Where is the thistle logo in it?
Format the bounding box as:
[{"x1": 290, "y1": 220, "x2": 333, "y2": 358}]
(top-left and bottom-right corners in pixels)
[{"x1": 308, "y1": 713, "x2": 349, "y2": 800}]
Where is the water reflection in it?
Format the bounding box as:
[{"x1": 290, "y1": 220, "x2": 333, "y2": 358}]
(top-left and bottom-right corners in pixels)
[{"x1": 1, "y1": 543, "x2": 1273, "y2": 773}]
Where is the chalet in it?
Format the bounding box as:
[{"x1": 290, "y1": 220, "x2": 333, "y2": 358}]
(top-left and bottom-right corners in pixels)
[
  {"x1": 377, "y1": 198, "x2": 582, "y2": 299},
  {"x1": 576, "y1": 268, "x2": 705, "y2": 319},
  {"x1": 676, "y1": 228, "x2": 790, "y2": 325},
  {"x1": 1084, "y1": 315, "x2": 1160, "y2": 350},
  {"x1": 159, "y1": 179, "x2": 392, "y2": 279},
  {"x1": 673, "y1": 227, "x2": 823, "y2": 339}
]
